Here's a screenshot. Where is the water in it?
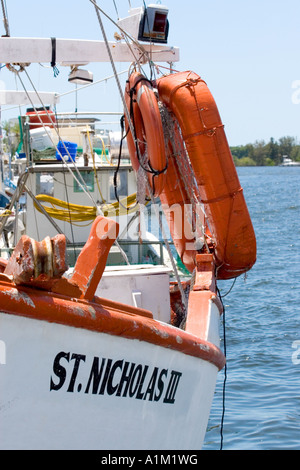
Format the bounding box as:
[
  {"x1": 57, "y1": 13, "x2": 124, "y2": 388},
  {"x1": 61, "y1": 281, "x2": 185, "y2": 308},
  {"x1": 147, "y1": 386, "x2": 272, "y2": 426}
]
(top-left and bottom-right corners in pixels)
[{"x1": 203, "y1": 166, "x2": 300, "y2": 450}]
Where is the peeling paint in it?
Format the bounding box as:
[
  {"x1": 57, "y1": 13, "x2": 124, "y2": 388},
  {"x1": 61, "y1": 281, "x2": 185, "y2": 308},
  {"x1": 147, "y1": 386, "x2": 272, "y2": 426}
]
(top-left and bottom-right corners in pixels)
[
  {"x1": 199, "y1": 343, "x2": 210, "y2": 352},
  {"x1": 176, "y1": 335, "x2": 183, "y2": 344},
  {"x1": 1, "y1": 288, "x2": 35, "y2": 308},
  {"x1": 64, "y1": 303, "x2": 86, "y2": 317},
  {"x1": 87, "y1": 306, "x2": 96, "y2": 319},
  {"x1": 151, "y1": 326, "x2": 169, "y2": 339}
]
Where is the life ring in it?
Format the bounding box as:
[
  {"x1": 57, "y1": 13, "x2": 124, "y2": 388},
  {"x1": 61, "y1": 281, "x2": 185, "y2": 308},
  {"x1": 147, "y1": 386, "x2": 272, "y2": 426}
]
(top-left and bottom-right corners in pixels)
[
  {"x1": 124, "y1": 72, "x2": 167, "y2": 197},
  {"x1": 124, "y1": 81, "x2": 144, "y2": 172},
  {"x1": 157, "y1": 71, "x2": 256, "y2": 280}
]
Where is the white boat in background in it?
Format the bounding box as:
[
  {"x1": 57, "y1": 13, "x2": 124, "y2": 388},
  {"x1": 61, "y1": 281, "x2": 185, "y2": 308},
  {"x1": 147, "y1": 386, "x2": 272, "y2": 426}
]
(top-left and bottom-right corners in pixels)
[
  {"x1": 279, "y1": 155, "x2": 300, "y2": 166},
  {"x1": 0, "y1": 1, "x2": 256, "y2": 450}
]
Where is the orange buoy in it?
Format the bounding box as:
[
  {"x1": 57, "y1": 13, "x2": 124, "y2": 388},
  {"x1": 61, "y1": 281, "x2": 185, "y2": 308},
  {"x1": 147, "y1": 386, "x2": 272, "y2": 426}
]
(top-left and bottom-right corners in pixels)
[
  {"x1": 157, "y1": 71, "x2": 256, "y2": 279},
  {"x1": 124, "y1": 72, "x2": 167, "y2": 197}
]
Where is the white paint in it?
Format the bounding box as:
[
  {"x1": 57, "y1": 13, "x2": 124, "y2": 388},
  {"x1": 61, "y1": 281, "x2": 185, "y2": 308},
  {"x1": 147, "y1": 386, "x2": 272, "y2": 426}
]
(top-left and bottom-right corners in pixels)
[
  {"x1": 96, "y1": 265, "x2": 172, "y2": 323},
  {"x1": 206, "y1": 299, "x2": 221, "y2": 347},
  {"x1": 0, "y1": 37, "x2": 179, "y2": 65},
  {"x1": 0, "y1": 311, "x2": 219, "y2": 450},
  {"x1": 0, "y1": 90, "x2": 59, "y2": 106},
  {"x1": 136, "y1": 85, "x2": 145, "y2": 104},
  {"x1": 131, "y1": 290, "x2": 142, "y2": 308}
]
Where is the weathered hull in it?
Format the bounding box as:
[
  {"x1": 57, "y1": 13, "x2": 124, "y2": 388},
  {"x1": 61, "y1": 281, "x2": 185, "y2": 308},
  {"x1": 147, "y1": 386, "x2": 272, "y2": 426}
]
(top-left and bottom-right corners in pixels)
[{"x1": 0, "y1": 310, "x2": 219, "y2": 450}]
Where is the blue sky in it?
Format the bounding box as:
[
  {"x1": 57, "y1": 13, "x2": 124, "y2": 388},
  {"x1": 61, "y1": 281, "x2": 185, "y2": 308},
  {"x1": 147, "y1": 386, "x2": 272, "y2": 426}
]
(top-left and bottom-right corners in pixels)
[{"x1": 1, "y1": 0, "x2": 299, "y2": 146}]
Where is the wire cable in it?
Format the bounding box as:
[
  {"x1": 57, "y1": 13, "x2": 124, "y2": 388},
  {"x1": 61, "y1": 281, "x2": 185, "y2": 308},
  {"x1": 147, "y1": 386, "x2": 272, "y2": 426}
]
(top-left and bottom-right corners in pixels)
[{"x1": 217, "y1": 286, "x2": 227, "y2": 450}]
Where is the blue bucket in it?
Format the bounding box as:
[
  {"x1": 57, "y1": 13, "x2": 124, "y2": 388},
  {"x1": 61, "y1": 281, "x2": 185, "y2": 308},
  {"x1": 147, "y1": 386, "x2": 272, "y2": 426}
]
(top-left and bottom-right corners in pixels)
[{"x1": 56, "y1": 141, "x2": 77, "y2": 162}]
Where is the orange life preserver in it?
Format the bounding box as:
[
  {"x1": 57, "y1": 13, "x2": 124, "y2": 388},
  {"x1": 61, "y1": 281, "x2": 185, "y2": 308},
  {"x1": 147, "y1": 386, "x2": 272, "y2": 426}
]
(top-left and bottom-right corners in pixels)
[
  {"x1": 124, "y1": 72, "x2": 167, "y2": 197},
  {"x1": 157, "y1": 71, "x2": 256, "y2": 280}
]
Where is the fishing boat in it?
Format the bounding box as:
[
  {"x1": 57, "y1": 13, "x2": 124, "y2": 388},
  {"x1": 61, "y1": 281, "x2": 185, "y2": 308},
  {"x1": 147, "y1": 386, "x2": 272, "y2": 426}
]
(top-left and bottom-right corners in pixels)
[{"x1": 0, "y1": 2, "x2": 256, "y2": 450}]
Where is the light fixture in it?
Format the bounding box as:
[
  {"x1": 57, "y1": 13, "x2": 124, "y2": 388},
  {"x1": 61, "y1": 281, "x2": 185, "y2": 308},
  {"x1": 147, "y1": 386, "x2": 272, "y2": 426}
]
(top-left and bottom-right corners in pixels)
[{"x1": 68, "y1": 67, "x2": 93, "y2": 85}]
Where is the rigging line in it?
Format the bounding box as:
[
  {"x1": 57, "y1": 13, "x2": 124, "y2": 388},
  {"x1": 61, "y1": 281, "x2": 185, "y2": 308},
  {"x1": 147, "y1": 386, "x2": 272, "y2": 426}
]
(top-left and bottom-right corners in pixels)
[
  {"x1": 123, "y1": 34, "x2": 145, "y2": 69},
  {"x1": 86, "y1": 126, "x2": 106, "y2": 203},
  {"x1": 112, "y1": 0, "x2": 119, "y2": 19},
  {"x1": 19, "y1": 68, "x2": 98, "y2": 207},
  {"x1": 91, "y1": 0, "x2": 136, "y2": 142},
  {"x1": 52, "y1": 109, "x2": 76, "y2": 248},
  {"x1": 1, "y1": 0, "x2": 10, "y2": 36},
  {"x1": 62, "y1": 167, "x2": 77, "y2": 259},
  {"x1": 90, "y1": 0, "x2": 153, "y2": 166},
  {"x1": 217, "y1": 286, "x2": 227, "y2": 451},
  {"x1": 89, "y1": 0, "x2": 146, "y2": 51},
  {"x1": 90, "y1": 0, "x2": 155, "y2": 73},
  {"x1": 142, "y1": 0, "x2": 155, "y2": 80},
  {"x1": 147, "y1": 176, "x2": 188, "y2": 315},
  {"x1": 58, "y1": 70, "x2": 128, "y2": 97},
  {"x1": 23, "y1": 69, "x2": 97, "y2": 205},
  {"x1": 221, "y1": 277, "x2": 237, "y2": 298}
]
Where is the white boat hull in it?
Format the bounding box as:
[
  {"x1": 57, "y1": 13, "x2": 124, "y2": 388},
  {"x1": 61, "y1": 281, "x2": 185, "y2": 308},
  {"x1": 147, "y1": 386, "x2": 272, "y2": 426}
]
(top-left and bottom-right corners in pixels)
[{"x1": 0, "y1": 311, "x2": 219, "y2": 450}]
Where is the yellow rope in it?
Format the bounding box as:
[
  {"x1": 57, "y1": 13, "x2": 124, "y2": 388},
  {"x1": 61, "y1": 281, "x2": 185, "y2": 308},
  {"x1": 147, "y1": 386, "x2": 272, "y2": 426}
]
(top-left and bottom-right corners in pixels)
[
  {"x1": 34, "y1": 193, "x2": 141, "y2": 223},
  {"x1": 0, "y1": 210, "x2": 13, "y2": 217}
]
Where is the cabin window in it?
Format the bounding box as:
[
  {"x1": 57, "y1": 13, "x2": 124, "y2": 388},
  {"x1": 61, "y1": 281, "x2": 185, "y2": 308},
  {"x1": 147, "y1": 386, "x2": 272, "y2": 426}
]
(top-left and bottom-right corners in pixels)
[
  {"x1": 73, "y1": 171, "x2": 94, "y2": 193},
  {"x1": 109, "y1": 169, "x2": 127, "y2": 200},
  {"x1": 36, "y1": 172, "x2": 54, "y2": 196}
]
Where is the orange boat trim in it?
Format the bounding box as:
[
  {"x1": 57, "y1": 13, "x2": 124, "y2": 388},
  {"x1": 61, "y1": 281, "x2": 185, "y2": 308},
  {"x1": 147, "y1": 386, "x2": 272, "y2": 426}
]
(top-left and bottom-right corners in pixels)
[{"x1": 0, "y1": 280, "x2": 225, "y2": 371}]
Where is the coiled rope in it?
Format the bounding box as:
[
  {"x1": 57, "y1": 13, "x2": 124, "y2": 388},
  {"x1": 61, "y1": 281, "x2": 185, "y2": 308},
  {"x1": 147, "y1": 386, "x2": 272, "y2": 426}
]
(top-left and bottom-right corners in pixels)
[{"x1": 33, "y1": 192, "x2": 140, "y2": 223}]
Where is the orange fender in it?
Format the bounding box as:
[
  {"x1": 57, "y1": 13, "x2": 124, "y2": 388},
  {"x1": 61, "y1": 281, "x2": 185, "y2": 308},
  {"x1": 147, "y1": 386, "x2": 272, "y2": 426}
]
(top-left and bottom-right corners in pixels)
[
  {"x1": 157, "y1": 71, "x2": 256, "y2": 279},
  {"x1": 124, "y1": 72, "x2": 167, "y2": 197}
]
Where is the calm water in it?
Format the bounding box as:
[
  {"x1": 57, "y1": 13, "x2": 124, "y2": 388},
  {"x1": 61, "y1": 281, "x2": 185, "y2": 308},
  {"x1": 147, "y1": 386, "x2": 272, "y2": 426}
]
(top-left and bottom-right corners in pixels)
[{"x1": 203, "y1": 166, "x2": 300, "y2": 450}]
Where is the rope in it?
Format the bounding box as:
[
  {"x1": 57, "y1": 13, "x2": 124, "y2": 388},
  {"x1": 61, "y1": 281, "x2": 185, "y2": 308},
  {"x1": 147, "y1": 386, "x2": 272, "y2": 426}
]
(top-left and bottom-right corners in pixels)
[
  {"x1": 0, "y1": 209, "x2": 12, "y2": 217},
  {"x1": 148, "y1": 179, "x2": 188, "y2": 315},
  {"x1": 12, "y1": 67, "x2": 99, "y2": 208},
  {"x1": 92, "y1": 0, "x2": 133, "y2": 129},
  {"x1": 50, "y1": 37, "x2": 59, "y2": 77},
  {"x1": 159, "y1": 102, "x2": 209, "y2": 251},
  {"x1": 58, "y1": 70, "x2": 128, "y2": 98},
  {"x1": 90, "y1": 0, "x2": 151, "y2": 140},
  {"x1": 126, "y1": 76, "x2": 168, "y2": 197},
  {"x1": 33, "y1": 193, "x2": 140, "y2": 222}
]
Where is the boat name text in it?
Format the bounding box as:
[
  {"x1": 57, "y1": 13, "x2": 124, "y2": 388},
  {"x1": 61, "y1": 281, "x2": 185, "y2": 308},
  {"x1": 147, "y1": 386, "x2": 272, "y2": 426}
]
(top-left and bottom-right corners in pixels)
[{"x1": 50, "y1": 352, "x2": 182, "y2": 404}]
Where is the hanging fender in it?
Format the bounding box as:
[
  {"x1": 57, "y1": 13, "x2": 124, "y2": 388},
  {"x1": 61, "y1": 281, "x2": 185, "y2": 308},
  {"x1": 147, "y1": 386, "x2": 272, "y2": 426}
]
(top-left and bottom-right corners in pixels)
[
  {"x1": 157, "y1": 71, "x2": 256, "y2": 280},
  {"x1": 124, "y1": 72, "x2": 167, "y2": 197}
]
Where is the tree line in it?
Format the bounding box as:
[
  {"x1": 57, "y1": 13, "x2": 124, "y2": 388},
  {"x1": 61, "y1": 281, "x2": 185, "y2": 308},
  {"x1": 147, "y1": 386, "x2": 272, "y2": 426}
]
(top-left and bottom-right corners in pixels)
[
  {"x1": 230, "y1": 136, "x2": 300, "y2": 166},
  {"x1": 2, "y1": 120, "x2": 299, "y2": 167}
]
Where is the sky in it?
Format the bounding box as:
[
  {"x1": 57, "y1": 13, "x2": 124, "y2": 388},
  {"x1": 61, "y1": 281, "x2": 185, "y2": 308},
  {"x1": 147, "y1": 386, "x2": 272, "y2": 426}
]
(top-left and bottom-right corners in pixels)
[{"x1": 0, "y1": 0, "x2": 299, "y2": 146}]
